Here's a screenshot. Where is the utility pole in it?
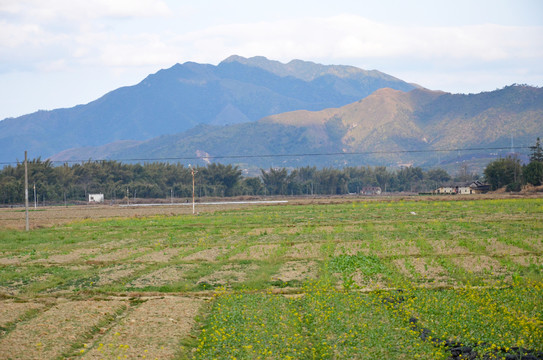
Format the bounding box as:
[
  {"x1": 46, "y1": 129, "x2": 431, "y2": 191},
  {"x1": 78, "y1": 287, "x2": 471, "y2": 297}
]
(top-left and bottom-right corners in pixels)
[
  {"x1": 189, "y1": 165, "x2": 198, "y2": 215},
  {"x1": 24, "y1": 151, "x2": 29, "y2": 231}
]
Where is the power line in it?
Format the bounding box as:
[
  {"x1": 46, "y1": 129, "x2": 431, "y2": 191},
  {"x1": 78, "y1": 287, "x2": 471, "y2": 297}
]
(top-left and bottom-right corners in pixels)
[{"x1": 0, "y1": 146, "x2": 532, "y2": 166}]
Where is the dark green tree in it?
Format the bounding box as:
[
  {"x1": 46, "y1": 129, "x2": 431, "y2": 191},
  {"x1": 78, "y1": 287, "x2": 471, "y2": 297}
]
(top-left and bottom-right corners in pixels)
[
  {"x1": 261, "y1": 168, "x2": 288, "y2": 195},
  {"x1": 524, "y1": 138, "x2": 543, "y2": 186},
  {"x1": 529, "y1": 137, "x2": 543, "y2": 163},
  {"x1": 484, "y1": 156, "x2": 522, "y2": 191}
]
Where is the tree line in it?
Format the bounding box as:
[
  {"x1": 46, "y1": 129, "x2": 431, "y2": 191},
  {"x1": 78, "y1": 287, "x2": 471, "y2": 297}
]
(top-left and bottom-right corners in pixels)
[
  {"x1": 0, "y1": 160, "x2": 463, "y2": 205},
  {"x1": 2, "y1": 138, "x2": 540, "y2": 205},
  {"x1": 484, "y1": 137, "x2": 543, "y2": 191}
]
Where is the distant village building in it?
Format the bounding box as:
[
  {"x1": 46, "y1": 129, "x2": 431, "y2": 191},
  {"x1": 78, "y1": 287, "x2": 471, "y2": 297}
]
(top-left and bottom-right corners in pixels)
[
  {"x1": 361, "y1": 186, "x2": 382, "y2": 195},
  {"x1": 469, "y1": 180, "x2": 490, "y2": 194},
  {"x1": 88, "y1": 194, "x2": 104, "y2": 203},
  {"x1": 433, "y1": 181, "x2": 490, "y2": 195}
]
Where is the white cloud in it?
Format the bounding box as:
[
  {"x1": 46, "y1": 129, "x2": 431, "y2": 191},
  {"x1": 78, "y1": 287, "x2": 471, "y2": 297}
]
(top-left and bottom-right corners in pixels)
[
  {"x1": 168, "y1": 14, "x2": 543, "y2": 66},
  {"x1": 0, "y1": 0, "x2": 171, "y2": 21},
  {"x1": 0, "y1": 4, "x2": 542, "y2": 119}
]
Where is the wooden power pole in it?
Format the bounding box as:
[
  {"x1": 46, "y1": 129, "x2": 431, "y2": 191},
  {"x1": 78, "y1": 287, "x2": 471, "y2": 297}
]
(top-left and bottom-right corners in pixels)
[
  {"x1": 190, "y1": 165, "x2": 197, "y2": 215},
  {"x1": 24, "y1": 151, "x2": 29, "y2": 231}
]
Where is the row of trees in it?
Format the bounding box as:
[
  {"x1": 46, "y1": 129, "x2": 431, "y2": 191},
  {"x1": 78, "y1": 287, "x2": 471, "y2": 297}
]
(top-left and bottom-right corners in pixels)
[
  {"x1": 2, "y1": 138, "x2": 541, "y2": 205},
  {"x1": 484, "y1": 137, "x2": 543, "y2": 191},
  {"x1": 0, "y1": 159, "x2": 464, "y2": 205}
]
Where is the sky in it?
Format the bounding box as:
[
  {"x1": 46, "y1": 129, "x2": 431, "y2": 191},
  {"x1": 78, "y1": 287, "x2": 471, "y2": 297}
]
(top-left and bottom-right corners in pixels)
[{"x1": 0, "y1": 0, "x2": 542, "y2": 120}]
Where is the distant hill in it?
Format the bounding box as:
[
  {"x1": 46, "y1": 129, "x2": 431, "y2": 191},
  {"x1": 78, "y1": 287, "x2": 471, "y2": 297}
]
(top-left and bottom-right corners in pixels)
[
  {"x1": 0, "y1": 56, "x2": 416, "y2": 163},
  {"x1": 50, "y1": 85, "x2": 543, "y2": 173}
]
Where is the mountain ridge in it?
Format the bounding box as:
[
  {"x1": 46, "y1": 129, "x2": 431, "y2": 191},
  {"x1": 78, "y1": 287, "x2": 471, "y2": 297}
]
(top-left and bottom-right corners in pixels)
[
  {"x1": 49, "y1": 85, "x2": 543, "y2": 173},
  {"x1": 0, "y1": 55, "x2": 416, "y2": 163}
]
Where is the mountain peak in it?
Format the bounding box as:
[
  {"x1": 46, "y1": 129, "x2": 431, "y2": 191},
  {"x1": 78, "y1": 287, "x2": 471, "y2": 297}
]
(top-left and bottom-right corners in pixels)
[
  {"x1": 1, "y1": 56, "x2": 418, "y2": 163},
  {"x1": 219, "y1": 55, "x2": 384, "y2": 81}
]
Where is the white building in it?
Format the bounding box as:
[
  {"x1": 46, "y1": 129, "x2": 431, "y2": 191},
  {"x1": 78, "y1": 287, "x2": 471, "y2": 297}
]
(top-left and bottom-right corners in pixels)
[{"x1": 88, "y1": 194, "x2": 104, "y2": 203}]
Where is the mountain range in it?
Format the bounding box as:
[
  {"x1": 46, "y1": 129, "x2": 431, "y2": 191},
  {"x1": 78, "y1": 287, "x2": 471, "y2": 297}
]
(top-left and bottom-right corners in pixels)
[
  {"x1": 0, "y1": 55, "x2": 415, "y2": 163},
  {"x1": 49, "y1": 85, "x2": 543, "y2": 173},
  {"x1": 1, "y1": 56, "x2": 542, "y2": 174}
]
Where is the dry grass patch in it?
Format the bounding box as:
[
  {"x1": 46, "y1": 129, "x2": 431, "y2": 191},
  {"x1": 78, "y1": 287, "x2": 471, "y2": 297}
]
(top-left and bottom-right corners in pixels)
[
  {"x1": 0, "y1": 299, "x2": 126, "y2": 360},
  {"x1": 451, "y1": 255, "x2": 509, "y2": 279},
  {"x1": 31, "y1": 248, "x2": 99, "y2": 265},
  {"x1": 0, "y1": 254, "x2": 29, "y2": 265},
  {"x1": 197, "y1": 263, "x2": 258, "y2": 287},
  {"x1": 0, "y1": 300, "x2": 45, "y2": 327},
  {"x1": 392, "y1": 258, "x2": 453, "y2": 287},
  {"x1": 272, "y1": 260, "x2": 318, "y2": 283},
  {"x1": 230, "y1": 244, "x2": 279, "y2": 260},
  {"x1": 133, "y1": 247, "x2": 181, "y2": 263},
  {"x1": 95, "y1": 264, "x2": 145, "y2": 286},
  {"x1": 82, "y1": 297, "x2": 202, "y2": 360},
  {"x1": 247, "y1": 227, "x2": 275, "y2": 236},
  {"x1": 509, "y1": 255, "x2": 543, "y2": 266},
  {"x1": 429, "y1": 240, "x2": 472, "y2": 255},
  {"x1": 183, "y1": 247, "x2": 228, "y2": 262},
  {"x1": 484, "y1": 238, "x2": 528, "y2": 256},
  {"x1": 128, "y1": 265, "x2": 196, "y2": 288},
  {"x1": 90, "y1": 248, "x2": 142, "y2": 263},
  {"x1": 285, "y1": 242, "x2": 322, "y2": 259},
  {"x1": 380, "y1": 240, "x2": 420, "y2": 256}
]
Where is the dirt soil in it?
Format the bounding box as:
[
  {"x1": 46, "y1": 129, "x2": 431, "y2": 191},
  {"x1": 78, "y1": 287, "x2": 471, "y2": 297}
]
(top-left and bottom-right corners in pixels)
[
  {"x1": 272, "y1": 260, "x2": 318, "y2": 282},
  {"x1": 285, "y1": 242, "x2": 323, "y2": 259},
  {"x1": 0, "y1": 300, "x2": 45, "y2": 328},
  {"x1": 133, "y1": 247, "x2": 182, "y2": 263},
  {"x1": 182, "y1": 247, "x2": 228, "y2": 262},
  {"x1": 197, "y1": 263, "x2": 259, "y2": 287},
  {"x1": 0, "y1": 299, "x2": 126, "y2": 360},
  {"x1": 128, "y1": 265, "x2": 197, "y2": 288},
  {"x1": 81, "y1": 296, "x2": 203, "y2": 360}
]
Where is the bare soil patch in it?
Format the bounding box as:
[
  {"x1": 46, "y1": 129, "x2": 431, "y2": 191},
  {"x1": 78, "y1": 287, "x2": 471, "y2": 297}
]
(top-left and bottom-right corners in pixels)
[
  {"x1": 272, "y1": 260, "x2": 318, "y2": 282},
  {"x1": 380, "y1": 240, "x2": 420, "y2": 256},
  {"x1": 89, "y1": 248, "x2": 142, "y2": 263},
  {"x1": 247, "y1": 227, "x2": 275, "y2": 236},
  {"x1": 509, "y1": 255, "x2": 543, "y2": 266},
  {"x1": 484, "y1": 238, "x2": 527, "y2": 256},
  {"x1": 0, "y1": 300, "x2": 45, "y2": 327},
  {"x1": 183, "y1": 247, "x2": 228, "y2": 261},
  {"x1": 95, "y1": 264, "x2": 145, "y2": 286},
  {"x1": 451, "y1": 255, "x2": 508, "y2": 278},
  {"x1": 82, "y1": 296, "x2": 202, "y2": 360},
  {"x1": 30, "y1": 248, "x2": 99, "y2": 265},
  {"x1": 230, "y1": 244, "x2": 280, "y2": 260},
  {"x1": 0, "y1": 299, "x2": 126, "y2": 360},
  {"x1": 133, "y1": 247, "x2": 182, "y2": 263},
  {"x1": 392, "y1": 258, "x2": 453, "y2": 287},
  {"x1": 0, "y1": 254, "x2": 29, "y2": 265},
  {"x1": 197, "y1": 263, "x2": 258, "y2": 287},
  {"x1": 285, "y1": 242, "x2": 323, "y2": 259},
  {"x1": 128, "y1": 265, "x2": 196, "y2": 288},
  {"x1": 429, "y1": 240, "x2": 472, "y2": 256}
]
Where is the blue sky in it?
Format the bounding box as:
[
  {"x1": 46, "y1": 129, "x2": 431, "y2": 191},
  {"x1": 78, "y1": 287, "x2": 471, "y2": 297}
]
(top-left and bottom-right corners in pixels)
[{"x1": 0, "y1": 0, "x2": 542, "y2": 120}]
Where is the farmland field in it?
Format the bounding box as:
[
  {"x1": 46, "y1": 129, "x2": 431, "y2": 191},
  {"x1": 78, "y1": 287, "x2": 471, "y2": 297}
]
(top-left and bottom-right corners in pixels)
[{"x1": 0, "y1": 196, "x2": 542, "y2": 359}]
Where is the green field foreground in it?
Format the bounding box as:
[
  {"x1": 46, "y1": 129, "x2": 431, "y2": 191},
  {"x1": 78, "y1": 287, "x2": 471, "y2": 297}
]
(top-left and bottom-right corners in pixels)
[{"x1": 0, "y1": 198, "x2": 542, "y2": 359}]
